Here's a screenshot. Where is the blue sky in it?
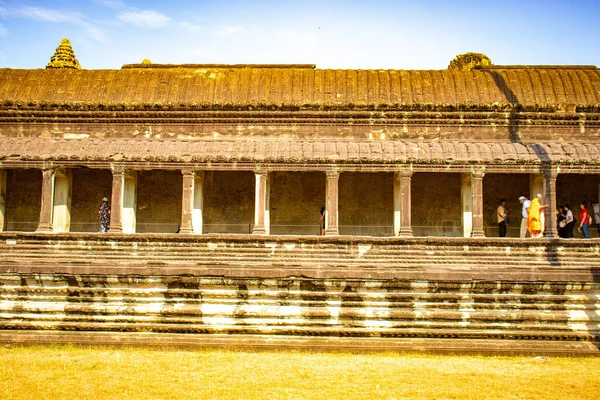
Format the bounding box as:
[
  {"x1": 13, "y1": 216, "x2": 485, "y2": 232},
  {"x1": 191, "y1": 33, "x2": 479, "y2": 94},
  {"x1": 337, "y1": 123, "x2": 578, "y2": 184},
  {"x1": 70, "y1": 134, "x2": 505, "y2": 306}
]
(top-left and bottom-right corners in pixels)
[{"x1": 0, "y1": 0, "x2": 599, "y2": 70}]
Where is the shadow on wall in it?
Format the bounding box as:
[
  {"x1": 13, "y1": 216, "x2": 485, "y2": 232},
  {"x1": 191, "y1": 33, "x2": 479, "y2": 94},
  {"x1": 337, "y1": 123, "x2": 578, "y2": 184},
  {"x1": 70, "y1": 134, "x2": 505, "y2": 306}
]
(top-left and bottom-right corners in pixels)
[
  {"x1": 483, "y1": 69, "x2": 558, "y2": 271},
  {"x1": 482, "y1": 70, "x2": 551, "y2": 163}
]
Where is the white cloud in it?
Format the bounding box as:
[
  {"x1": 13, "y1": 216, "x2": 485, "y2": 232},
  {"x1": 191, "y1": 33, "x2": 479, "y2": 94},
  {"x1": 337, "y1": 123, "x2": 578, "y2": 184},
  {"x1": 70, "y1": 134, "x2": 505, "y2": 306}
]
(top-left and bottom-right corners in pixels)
[
  {"x1": 4, "y1": 6, "x2": 106, "y2": 42},
  {"x1": 215, "y1": 25, "x2": 241, "y2": 37},
  {"x1": 82, "y1": 23, "x2": 107, "y2": 42},
  {"x1": 179, "y1": 21, "x2": 202, "y2": 32},
  {"x1": 16, "y1": 6, "x2": 79, "y2": 22},
  {"x1": 119, "y1": 10, "x2": 171, "y2": 28},
  {"x1": 92, "y1": 0, "x2": 126, "y2": 9}
]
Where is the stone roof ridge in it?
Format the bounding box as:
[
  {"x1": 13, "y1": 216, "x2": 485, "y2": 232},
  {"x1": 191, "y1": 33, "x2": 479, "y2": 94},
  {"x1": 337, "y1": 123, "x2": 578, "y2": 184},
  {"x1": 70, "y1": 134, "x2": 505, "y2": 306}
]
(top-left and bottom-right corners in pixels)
[
  {"x1": 477, "y1": 65, "x2": 598, "y2": 70},
  {"x1": 122, "y1": 63, "x2": 317, "y2": 69},
  {"x1": 46, "y1": 38, "x2": 81, "y2": 70}
]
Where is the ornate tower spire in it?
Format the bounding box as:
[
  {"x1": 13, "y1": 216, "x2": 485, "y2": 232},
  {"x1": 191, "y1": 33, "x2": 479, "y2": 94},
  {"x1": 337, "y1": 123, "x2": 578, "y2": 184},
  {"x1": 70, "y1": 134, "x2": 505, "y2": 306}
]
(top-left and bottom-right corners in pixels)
[{"x1": 46, "y1": 38, "x2": 81, "y2": 69}]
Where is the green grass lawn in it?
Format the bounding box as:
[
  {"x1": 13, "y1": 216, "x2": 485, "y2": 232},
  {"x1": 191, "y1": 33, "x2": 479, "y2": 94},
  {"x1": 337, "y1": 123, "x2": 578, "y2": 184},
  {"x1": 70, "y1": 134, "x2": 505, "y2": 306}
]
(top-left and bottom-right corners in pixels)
[{"x1": 1, "y1": 345, "x2": 598, "y2": 400}]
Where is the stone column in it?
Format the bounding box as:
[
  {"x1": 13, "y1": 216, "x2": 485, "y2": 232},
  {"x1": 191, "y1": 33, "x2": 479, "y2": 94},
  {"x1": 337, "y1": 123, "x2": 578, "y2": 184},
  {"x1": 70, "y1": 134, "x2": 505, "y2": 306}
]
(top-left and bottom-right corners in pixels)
[
  {"x1": 470, "y1": 168, "x2": 485, "y2": 238},
  {"x1": 264, "y1": 173, "x2": 270, "y2": 235},
  {"x1": 109, "y1": 168, "x2": 124, "y2": 233},
  {"x1": 393, "y1": 172, "x2": 401, "y2": 236},
  {"x1": 36, "y1": 169, "x2": 55, "y2": 232},
  {"x1": 180, "y1": 169, "x2": 195, "y2": 234},
  {"x1": 398, "y1": 168, "x2": 413, "y2": 237},
  {"x1": 543, "y1": 166, "x2": 558, "y2": 238},
  {"x1": 122, "y1": 171, "x2": 138, "y2": 234},
  {"x1": 0, "y1": 170, "x2": 6, "y2": 232},
  {"x1": 192, "y1": 171, "x2": 204, "y2": 234},
  {"x1": 461, "y1": 173, "x2": 473, "y2": 238},
  {"x1": 52, "y1": 168, "x2": 72, "y2": 233},
  {"x1": 252, "y1": 172, "x2": 269, "y2": 234},
  {"x1": 530, "y1": 174, "x2": 544, "y2": 202},
  {"x1": 325, "y1": 171, "x2": 339, "y2": 236}
]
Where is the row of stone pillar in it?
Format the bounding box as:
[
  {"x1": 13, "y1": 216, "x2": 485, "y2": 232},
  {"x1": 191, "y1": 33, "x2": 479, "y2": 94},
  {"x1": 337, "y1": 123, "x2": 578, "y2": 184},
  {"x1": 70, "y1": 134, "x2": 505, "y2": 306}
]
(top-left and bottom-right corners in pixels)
[
  {"x1": 251, "y1": 168, "x2": 504, "y2": 237},
  {"x1": 0, "y1": 166, "x2": 578, "y2": 237}
]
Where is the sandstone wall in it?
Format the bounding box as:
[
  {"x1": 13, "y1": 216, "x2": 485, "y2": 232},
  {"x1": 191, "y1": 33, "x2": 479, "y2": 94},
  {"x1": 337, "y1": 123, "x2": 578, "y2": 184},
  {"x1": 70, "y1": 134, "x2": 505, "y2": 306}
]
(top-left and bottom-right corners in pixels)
[
  {"x1": 136, "y1": 170, "x2": 182, "y2": 233},
  {"x1": 70, "y1": 168, "x2": 112, "y2": 232},
  {"x1": 483, "y1": 174, "x2": 529, "y2": 237},
  {"x1": 203, "y1": 171, "x2": 254, "y2": 233},
  {"x1": 270, "y1": 172, "x2": 325, "y2": 234},
  {"x1": 4, "y1": 169, "x2": 42, "y2": 231},
  {"x1": 339, "y1": 172, "x2": 393, "y2": 236},
  {"x1": 412, "y1": 173, "x2": 461, "y2": 236},
  {"x1": 557, "y1": 174, "x2": 599, "y2": 238}
]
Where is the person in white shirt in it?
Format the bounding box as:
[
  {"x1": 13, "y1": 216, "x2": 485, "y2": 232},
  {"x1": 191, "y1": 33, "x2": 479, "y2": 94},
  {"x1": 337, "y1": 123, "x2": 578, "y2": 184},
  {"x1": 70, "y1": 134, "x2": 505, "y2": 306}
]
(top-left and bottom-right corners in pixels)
[
  {"x1": 564, "y1": 204, "x2": 575, "y2": 239},
  {"x1": 519, "y1": 196, "x2": 531, "y2": 238}
]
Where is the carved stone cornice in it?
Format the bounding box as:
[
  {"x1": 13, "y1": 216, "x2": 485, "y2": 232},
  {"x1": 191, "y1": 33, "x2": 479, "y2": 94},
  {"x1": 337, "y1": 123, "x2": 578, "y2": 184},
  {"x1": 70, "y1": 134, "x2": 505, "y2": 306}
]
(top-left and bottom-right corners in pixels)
[
  {"x1": 2, "y1": 160, "x2": 600, "y2": 174},
  {"x1": 0, "y1": 109, "x2": 597, "y2": 127}
]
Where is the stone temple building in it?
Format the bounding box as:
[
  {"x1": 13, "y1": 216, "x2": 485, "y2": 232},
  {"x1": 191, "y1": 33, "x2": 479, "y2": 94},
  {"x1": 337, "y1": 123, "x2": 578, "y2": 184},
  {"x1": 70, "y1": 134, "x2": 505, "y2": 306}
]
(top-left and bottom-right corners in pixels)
[{"x1": 0, "y1": 39, "x2": 598, "y2": 354}]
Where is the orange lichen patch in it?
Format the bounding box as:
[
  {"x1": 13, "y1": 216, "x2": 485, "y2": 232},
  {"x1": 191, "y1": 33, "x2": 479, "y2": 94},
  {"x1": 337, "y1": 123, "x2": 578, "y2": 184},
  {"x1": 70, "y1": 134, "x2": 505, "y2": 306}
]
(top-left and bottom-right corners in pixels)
[
  {"x1": 1, "y1": 66, "x2": 598, "y2": 110},
  {"x1": 46, "y1": 38, "x2": 81, "y2": 70}
]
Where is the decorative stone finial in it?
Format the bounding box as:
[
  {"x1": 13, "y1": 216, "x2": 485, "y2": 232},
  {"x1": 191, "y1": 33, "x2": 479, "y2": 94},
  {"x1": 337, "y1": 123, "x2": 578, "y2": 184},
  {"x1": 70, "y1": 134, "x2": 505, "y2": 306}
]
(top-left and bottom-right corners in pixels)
[
  {"x1": 448, "y1": 52, "x2": 492, "y2": 70},
  {"x1": 46, "y1": 38, "x2": 81, "y2": 69}
]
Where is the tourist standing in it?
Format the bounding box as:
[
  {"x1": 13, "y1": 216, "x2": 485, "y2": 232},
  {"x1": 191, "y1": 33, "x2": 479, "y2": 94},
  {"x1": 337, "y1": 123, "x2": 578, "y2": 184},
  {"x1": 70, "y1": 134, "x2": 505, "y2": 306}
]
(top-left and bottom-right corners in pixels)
[
  {"x1": 99, "y1": 197, "x2": 111, "y2": 233},
  {"x1": 497, "y1": 199, "x2": 509, "y2": 237},
  {"x1": 578, "y1": 202, "x2": 590, "y2": 239},
  {"x1": 518, "y1": 196, "x2": 531, "y2": 238},
  {"x1": 564, "y1": 204, "x2": 575, "y2": 239},
  {"x1": 557, "y1": 205, "x2": 568, "y2": 238}
]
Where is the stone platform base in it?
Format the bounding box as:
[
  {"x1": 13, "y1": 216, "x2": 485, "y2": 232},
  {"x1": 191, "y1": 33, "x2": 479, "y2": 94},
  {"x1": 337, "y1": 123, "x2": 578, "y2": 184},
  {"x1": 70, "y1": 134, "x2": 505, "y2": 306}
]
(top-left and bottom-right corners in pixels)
[
  {"x1": 0, "y1": 233, "x2": 599, "y2": 356},
  {"x1": 1, "y1": 331, "x2": 598, "y2": 356}
]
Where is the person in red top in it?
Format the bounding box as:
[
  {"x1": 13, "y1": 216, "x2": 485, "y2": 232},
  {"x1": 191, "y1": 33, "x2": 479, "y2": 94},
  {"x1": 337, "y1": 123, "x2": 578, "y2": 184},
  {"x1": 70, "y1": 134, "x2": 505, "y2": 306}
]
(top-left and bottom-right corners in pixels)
[{"x1": 578, "y1": 202, "x2": 590, "y2": 239}]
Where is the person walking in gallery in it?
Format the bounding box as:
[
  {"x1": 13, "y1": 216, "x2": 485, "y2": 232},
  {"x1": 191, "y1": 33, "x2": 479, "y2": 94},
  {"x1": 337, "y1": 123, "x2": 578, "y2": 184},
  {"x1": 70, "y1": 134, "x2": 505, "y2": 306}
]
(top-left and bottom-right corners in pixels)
[
  {"x1": 99, "y1": 197, "x2": 111, "y2": 233},
  {"x1": 319, "y1": 206, "x2": 325, "y2": 235},
  {"x1": 564, "y1": 204, "x2": 575, "y2": 239},
  {"x1": 578, "y1": 202, "x2": 590, "y2": 239},
  {"x1": 518, "y1": 196, "x2": 531, "y2": 238},
  {"x1": 527, "y1": 194, "x2": 547, "y2": 238},
  {"x1": 557, "y1": 205, "x2": 568, "y2": 238},
  {"x1": 497, "y1": 199, "x2": 509, "y2": 237},
  {"x1": 593, "y1": 202, "x2": 600, "y2": 236}
]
